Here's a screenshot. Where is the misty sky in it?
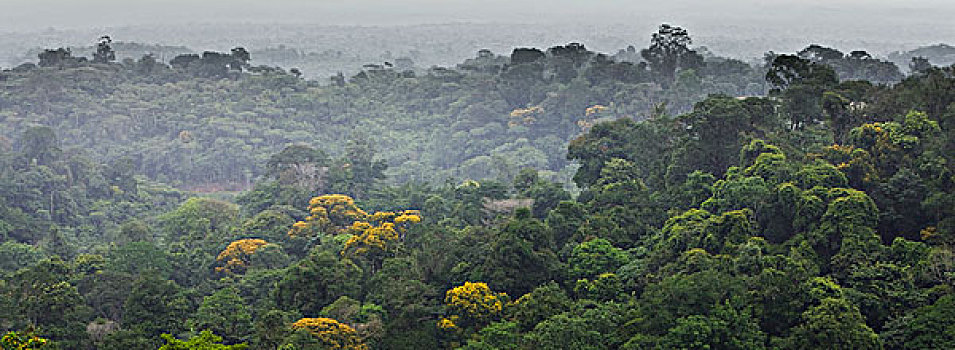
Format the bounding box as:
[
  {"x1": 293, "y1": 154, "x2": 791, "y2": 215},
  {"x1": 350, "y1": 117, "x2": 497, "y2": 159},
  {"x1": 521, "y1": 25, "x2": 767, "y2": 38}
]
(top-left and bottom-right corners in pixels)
[
  {"x1": 2, "y1": 0, "x2": 953, "y2": 31},
  {"x1": 1, "y1": 0, "x2": 953, "y2": 69}
]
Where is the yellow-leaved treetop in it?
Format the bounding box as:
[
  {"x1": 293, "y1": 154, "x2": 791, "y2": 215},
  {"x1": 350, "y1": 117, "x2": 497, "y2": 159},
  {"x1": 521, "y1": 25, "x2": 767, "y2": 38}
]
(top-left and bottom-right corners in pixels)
[
  {"x1": 291, "y1": 317, "x2": 368, "y2": 350},
  {"x1": 579, "y1": 104, "x2": 611, "y2": 133},
  {"x1": 288, "y1": 194, "x2": 368, "y2": 238},
  {"x1": 288, "y1": 194, "x2": 421, "y2": 272},
  {"x1": 584, "y1": 104, "x2": 609, "y2": 117},
  {"x1": 439, "y1": 281, "x2": 508, "y2": 330},
  {"x1": 341, "y1": 210, "x2": 421, "y2": 272},
  {"x1": 393, "y1": 210, "x2": 422, "y2": 234},
  {"x1": 508, "y1": 106, "x2": 542, "y2": 127},
  {"x1": 215, "y1": 238, "x2": 269, "y2": 275}
]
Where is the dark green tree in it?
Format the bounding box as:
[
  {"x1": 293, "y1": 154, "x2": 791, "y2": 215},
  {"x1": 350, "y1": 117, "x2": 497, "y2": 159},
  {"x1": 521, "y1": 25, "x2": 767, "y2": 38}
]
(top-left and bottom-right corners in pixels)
[
  {"x1": 641, "y1": 24, "x2": 704, "y2": 86},
  {"x1": 189, "y1": 287, "x2": 254, "y2": 344}
]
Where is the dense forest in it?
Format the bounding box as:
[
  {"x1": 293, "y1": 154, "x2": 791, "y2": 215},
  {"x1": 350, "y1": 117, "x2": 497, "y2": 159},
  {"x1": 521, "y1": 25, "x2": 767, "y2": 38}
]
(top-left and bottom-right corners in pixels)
[{"x1": 1, "y1": 23, "x2": 954, "y2": 349}]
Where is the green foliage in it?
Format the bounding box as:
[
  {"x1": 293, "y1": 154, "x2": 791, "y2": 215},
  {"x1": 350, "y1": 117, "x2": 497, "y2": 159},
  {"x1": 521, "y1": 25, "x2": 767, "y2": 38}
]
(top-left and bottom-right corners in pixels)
[
  {"x1": 639, "y1": 269, "x2": 746, "y2": 335},
  {"x1": 100, "y1": 329, "x2": 158, "y2": 350},
  {"x1": 0, "y1": 26, "x2": 953, "y2": 350},
  {"x1": 250, "y1": 309, "x2": 297, "y2": 350},
  {"x1": 510, "y1": 282, "x2": 572, "y2": 331},
  {"x1": 159, "y1": 330, "x2": 249, "y2": 350},
  {"x1": 652, "y1": 208, "x2": 756, "y2": 265},
  {"x1": 783, "y1": 297, "x2": 880, "y2": 349},
  {"x1": 160, "y1": 197, "x2": 239, "y2": 245},
  {"x1": 659, "y1": 302, "x2": 766, "y2": 350},
  {"x1": 0, "y1": 35, "x2": 756, "y2": 191},
  {"x1": 524, "y1": 302, "x2": 629, "y2": 350},
  {"x1": 189, "y1": 287, "x2": 254, "y2": 344},
  {"x1": 882, "y1": 294, "x2": 955, "y2": 349},
  {"x1": 468, "y1": 225, "x2": 558, "y2": 296},
  {"x1": 274, "y1": 250, "x2": 362, "y2": 316},
  {"x1": 512, "y1": 168, "x2": 571, "y2": 218},
  {"x1": 641, "y1": 24, "x2": 704, "y2": 86},
  {"x1": 544, "y1": 201, "x2": 587, "y2": 248},
  {"x1": 0, "y1": 241, "x2": 45, "y2": 271},
  {"x1": 122, "y1": 274, "x2": 192, "y2": 338},
  {"x1": 458, "y1": 321, "x2": 521, "y2": 350},
  {"x1": 567, "y1": 238, "x2": 630, "y2": 280},
  {"x1": 765, "y1": 54, "x2": 839, "y2": 129},
  {"x1": 574, "y1": 273, "x2": 624, "y2": 302},
  {"x1": 6, "y1": 258, "x2": 91, "y2": 348},
  {"x1": 526, "y1": 312, "x2": 606, "y2": 350},
  {"x1": 106, "y1": 241, "x2": 171, "y2": 276}
]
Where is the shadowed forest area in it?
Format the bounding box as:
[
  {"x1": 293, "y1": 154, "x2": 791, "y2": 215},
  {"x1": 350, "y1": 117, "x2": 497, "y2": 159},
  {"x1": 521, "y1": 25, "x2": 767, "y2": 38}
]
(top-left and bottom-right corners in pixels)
[{"x1": 1, "y1": 10, "x2": 954, "y2": 350}]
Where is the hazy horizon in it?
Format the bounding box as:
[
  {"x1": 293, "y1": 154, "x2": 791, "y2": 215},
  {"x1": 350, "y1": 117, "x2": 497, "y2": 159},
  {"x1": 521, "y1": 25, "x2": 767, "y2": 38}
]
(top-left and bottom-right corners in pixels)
[
  {"x1": 2, "y1": 0, "x2": 953, "y2": 71},
  {"x1": 3, "y1": 0, "x2": 953, "y2": 33}
]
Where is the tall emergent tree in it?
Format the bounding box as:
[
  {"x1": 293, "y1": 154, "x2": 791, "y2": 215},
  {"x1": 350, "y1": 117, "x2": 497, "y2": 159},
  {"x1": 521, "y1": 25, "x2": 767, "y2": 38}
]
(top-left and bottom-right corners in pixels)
[{"x1": 641, "y1": 24, "x2": 703, "y2": 87}]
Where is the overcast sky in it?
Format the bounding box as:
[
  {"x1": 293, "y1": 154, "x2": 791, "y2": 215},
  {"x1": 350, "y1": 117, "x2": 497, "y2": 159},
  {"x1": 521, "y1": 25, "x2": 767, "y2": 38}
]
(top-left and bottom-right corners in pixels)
[
  {"x1": 1, "y1": 0, "x2": 953, "y2": 31},
  {"x1": 1, "y1": 0, "x2": 952, "y2": 67}
]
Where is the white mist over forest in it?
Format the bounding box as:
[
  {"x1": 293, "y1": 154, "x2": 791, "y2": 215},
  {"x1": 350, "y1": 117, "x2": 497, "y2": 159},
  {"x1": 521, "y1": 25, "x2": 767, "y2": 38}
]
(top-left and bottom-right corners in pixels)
[
  {"x1": 2, "y1": 1, "x2": 955, "y2": 349},
  {"x1": 1, "y1": 0, "x2": 953, "y2": 71}
]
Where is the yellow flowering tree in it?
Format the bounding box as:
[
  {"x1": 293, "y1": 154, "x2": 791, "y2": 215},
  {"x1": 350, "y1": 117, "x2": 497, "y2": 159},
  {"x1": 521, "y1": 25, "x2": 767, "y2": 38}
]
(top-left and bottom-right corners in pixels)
[
  {"x1": 584, "y1": 104, "x2": 610, "y2": 117},
  {"x1": 289, "y1": 318, "x2": 368, "y2": 350},
  {"x1": 439, "y1": 282, "x2": 508, "y2": 331},
  {"x1": 215, "y1": 238, "x2": 269, "y2": 275},
  {"x1": 817, "y1": 144, "x2": 877, "y2": 188},
  {"x1": 393, "y1": 210, "x2": 422, "y2": 238},
  {"x1": 508, "y1": 106, "x2": 542, "y2": 127},
  {"x1": 1, "y1": 331, "x2": 50, "y2": 349},
  {"x1": 288, "y1": 194, "x2": 368, "y2": 238},
  {"x1": 341, "y1": 210, "x2": 421, "y2": 272},
  {"x1": 288, "y1": 194, "x2": 421, "y2": 271},
  {"x1": 578, "y1": 104, "x2": 612, "y2": 133}
]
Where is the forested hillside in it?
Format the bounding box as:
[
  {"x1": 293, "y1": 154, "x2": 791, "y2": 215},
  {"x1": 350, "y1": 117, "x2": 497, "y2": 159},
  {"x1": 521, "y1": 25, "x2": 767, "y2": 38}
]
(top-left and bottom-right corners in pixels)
[
  {"x1": 1, "y1": 24, "x2": 953, "y2": 349},
  {"x1": 0, "y1": 30, "x2": 769, "y2": 189}
]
